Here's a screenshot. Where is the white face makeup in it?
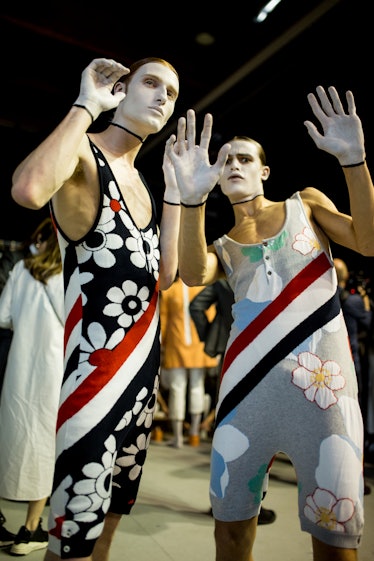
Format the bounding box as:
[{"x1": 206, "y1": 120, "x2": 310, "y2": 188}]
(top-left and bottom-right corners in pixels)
[
  {"x1": 116, "y1": 63, "x2": 179, "y2": 136},
  {"x1": 219, "y1": 140, "x2": 267, "y2": 201}
]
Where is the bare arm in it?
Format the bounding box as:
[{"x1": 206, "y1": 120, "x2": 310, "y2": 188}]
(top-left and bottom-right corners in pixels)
[
  {"x1": 304, "y1": 86, "x2": 374, "y2": 256},
  {"x1": 11, "y1": 59, "x2": 129, "y2": 210},
  {"x1": 158, "y1": 149, "x2": 180, "y2": 290},
  {"x1": 164, "y1": 110, "x2": 230, "y2": 285}
]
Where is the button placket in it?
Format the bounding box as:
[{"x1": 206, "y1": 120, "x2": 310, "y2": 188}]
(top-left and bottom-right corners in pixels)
[{"x1": 262, "y1": 242, "x2": 273, "y2": 276}]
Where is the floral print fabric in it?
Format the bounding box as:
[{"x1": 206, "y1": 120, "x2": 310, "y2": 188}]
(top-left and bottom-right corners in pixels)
[
  {"x1": 210, "y1": 192, "x2": 364, "y2": 549},
  {"x1": 49, "y1": 140, "x2": 161, "y2": 558}
]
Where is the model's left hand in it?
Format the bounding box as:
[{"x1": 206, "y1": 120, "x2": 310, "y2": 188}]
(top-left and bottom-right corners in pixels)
[
  {"x1": 165, "y1": 109, "x2": 230, "y2": 205},
  {"x1": 304, "y1": 86, "x2": 365, "y2": 166},
  {"x1": 74, "y1": 58, "x2": 129, "y2": 121}
]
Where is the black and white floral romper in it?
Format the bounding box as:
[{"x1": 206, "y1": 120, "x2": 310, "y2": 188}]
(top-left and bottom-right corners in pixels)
[{"x1": 49, "y1": 140, "x2": 161, "y2": 558}]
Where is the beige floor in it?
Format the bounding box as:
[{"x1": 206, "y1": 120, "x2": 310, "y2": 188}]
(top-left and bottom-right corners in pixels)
[{"x1": 1, "y1": 434, "x2": 373, "y2": 561}]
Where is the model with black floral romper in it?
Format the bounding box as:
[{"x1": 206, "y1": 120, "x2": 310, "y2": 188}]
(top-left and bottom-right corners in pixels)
[{"x1": 11, "y1": 57, "x2": 180, "y2": 561}]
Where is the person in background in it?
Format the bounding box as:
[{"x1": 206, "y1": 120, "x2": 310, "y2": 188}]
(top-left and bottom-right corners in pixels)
[
  {"x1": 167, "y1": 85, "x2": 374, "y2": 560},
  {"x1": 334, "y1": 257, "x2": 372, "y2": 496},
  {"x1": 0, "y1": 218, "x2": 64, "y2": 556},
  {"x1": 366, "y1": 304, "x2": 374, "y2": 464},
  {"x1": 0, "y1": 510, "x2": 15, "y2": 550},
  {"x1": 160, "y1": 274, "x2": 218, "y2": 448},
  {"x1": 334, "y1": 258, "x2": 372, "y2": 408},
  {"x1": 189, "y1": 278, "x2": 276, "y2": 525},
  {"x1": 0, "y1": 238, "x2": 28, "y2": 549},
  {"x1": 189, "y1": 278, "x2": 234, "y2": 437},
  {"x1": 10, "y1": 56, "x2": 180, "y2": 561},
  {"x1": 0, "y1": 239, "x2": 28, "y2": 394}
]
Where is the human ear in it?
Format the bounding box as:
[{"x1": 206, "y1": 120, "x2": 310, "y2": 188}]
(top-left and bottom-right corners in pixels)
[
  {"x1": 113, "y1": 81, "x2": 126, "y2": 94},
  {"x1": 261, "y1": 166, "x2": 270, "y2": 181}
]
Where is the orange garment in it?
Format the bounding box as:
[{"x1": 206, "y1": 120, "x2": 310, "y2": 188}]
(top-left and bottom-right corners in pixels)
[{"x1": 160, "y1": 277, "x2": 218, "y2": 369}]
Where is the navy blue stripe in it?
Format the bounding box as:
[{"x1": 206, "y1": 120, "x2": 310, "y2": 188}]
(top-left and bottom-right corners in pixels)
[{"x1": 216, "y1": 290, "x2": 341, "y2": 426}]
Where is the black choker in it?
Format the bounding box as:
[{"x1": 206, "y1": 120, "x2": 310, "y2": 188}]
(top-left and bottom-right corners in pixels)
[
  {"x1": 231, "y1": 193, "x2": 262, "y2": 206},
  {"x1": 109, "y1": 121, "x2": 144, "y2": 143}
]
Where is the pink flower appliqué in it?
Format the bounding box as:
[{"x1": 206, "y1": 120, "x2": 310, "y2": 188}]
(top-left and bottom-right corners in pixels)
[
  {"x1": 292, "y1": 227, "x2": 320, "y2": 257},
  {"x1": 292, "y1": 351, "x2": 345, "y2": 409},
  {"x1": 304, "y1": 488, "x2": 355, "y2": 532}
]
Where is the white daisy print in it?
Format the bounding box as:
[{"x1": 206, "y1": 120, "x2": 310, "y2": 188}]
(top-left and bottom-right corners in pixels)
[
  {"x1": 115, "y1": 387, "x2": 149, "y2": 432},
  {"x1": 49, "y1": 475, "x2": 77, "y2": 543},
  {"x1": 125, "y1": 227, "x2": 160, "y2": 279},
  {"x1": 78, "y1": 220, "x2": 123, "y2": 268},
  {"x1": 136, "y1": 377, "x2": 159, "y2": 428},
  {"x1": 292, "y1": 351, "x2": 346, "y2": 409},
  {"x1": 115, "y1": 432, "x2": 151, "y2": 481},
  {"x1": 104, "y1": 280, "x2": 149, "y2": 328},
  {"x1": 102, "y1": 181, "x2": 136, "y2": 232},
  {"x1": 67, "y1": 435, "x2": 117, "y2": 537},
  {"x1": 78, "y1": 322, "x2": 125, "y2": 382},
  {"x1": 79, "y1": 271, "x2": 94, "y2": 306}
]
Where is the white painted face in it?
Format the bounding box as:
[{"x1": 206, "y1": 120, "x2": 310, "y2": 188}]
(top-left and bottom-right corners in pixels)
[
  {"x1": 114, "y1": 62, "x2": 179, "y2": 137},
  {"x1": 219, "y1": 139, "x2": 269, "y2": 201}
]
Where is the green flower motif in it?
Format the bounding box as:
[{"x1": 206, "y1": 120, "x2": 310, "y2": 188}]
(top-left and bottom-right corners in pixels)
[
  {"x1": 247, "y1": 463, "x2": 269, "y2": 504},
  {"x1": 268, "y1": 230, "x2": 288, "y2": 250},
  {"x1": 241, "y1": 231, "x2": 288, "y2": 262},
  {"x1": 241, "y1": 246, "x2": 263, "y2": 262}
]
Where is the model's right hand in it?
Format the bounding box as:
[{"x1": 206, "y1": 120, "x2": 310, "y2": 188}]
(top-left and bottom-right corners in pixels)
[{"x1": 74, "y1": 58, "x2": 130, "y2": 121}]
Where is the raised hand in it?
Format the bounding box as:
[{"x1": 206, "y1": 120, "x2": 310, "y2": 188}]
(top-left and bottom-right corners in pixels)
[
  {"x1": 165, "y1": 109, "x2": 230, "y2": 205},
  {"x1": 162, "y1": 148, "x2": 180, "y2": 205},
  {"x1": 74, "y1": 58, "x2": 130, "y2": 120},
  {"x1": 304, "y1": 86, "x2": 365, "y2": 166}
]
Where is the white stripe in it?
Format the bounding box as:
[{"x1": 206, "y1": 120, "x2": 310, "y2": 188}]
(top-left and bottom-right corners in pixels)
[
  {"x1": 56, "y1": 304, "x2": 159, "y2": 454},
  {"x1": 218, "y1": 270, "x2": 335, "y2": 406}
]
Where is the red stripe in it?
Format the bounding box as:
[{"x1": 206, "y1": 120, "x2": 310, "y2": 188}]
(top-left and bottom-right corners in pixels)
[
  {"x1": 64, "y1": 295, "x2": 82, "y2": 353},
  {"x1": 56, "y1": 286, "x2": 159, "y2": 431},
  {"x1": 222, "y1": 253, "x2": 331, "y2": 375}
]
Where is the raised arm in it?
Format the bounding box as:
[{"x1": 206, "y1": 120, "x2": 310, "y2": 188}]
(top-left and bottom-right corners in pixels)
[
  {"x1": 304, "y1": 86, "x2": 374, "y2": 256},
  {"x1": 165, "y1": 109, "x2": 230, "y2": 285},
  {"x1": 11, "y1": 58, "x2": 129, "y2": 211},
  {"x1": 158, "y1": 148, "x2": 180, "y2": 290}
]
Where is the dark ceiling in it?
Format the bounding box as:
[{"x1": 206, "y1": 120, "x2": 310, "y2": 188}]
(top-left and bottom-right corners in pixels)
[{"x1": 0, "y1": 0, "x2": 372, "y2": 276}]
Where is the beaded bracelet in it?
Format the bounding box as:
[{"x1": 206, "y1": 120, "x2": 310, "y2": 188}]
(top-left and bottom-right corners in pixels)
[
  {"x1": 341, "y1": 160, "x2": 365, "y2": 168},
  {"x1": 72, "y1": 103, "x2": 94, "y2": 123}
]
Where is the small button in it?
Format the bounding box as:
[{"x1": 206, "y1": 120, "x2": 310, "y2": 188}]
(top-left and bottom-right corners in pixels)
[
  {"x1": 263, "y1": 241, "x2": 268, "y2": 246},
  {"x1": 267, "y1": 271, "x2": 272, "y2": 275},
  {"x1": 63, "y1": 545, "x2": 70, "y2": 553},
  {"x1": 265, "y1": 255, "x2": 269, "y2": 260}
]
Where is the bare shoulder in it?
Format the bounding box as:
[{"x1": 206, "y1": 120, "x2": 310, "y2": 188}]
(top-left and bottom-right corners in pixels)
[
  {"x1": 53, "y1": 134, "x2": 100, "y2": 240},
  {"x1": 299, "y1": 187, "x2": 338, "y2": 214},
  {"x1": 299, "y1": 187, "x2": 353, "y2": 250}
]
